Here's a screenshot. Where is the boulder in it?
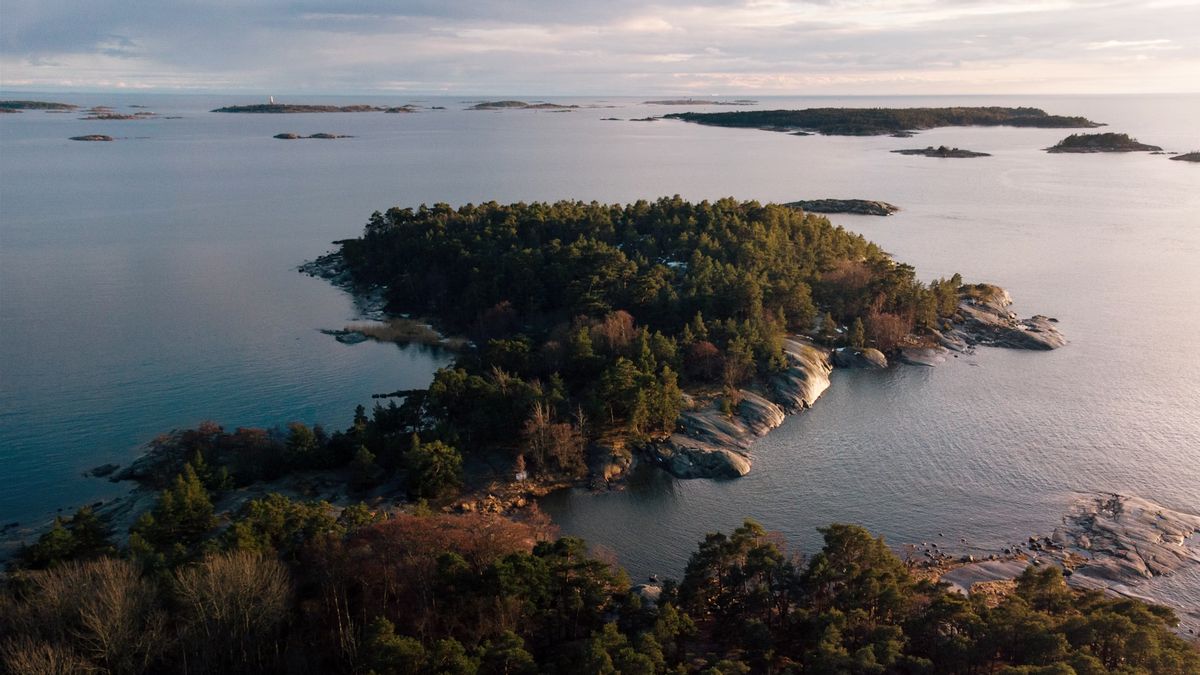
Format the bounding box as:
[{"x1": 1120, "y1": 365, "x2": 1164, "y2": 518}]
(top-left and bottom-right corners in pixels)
[{"x1": 832, "y1": 347, "x2": 888, "y2": 369}]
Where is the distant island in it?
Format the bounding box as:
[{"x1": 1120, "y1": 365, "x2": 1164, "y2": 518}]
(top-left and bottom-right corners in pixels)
[
  {"x1": 468, "y1": 100, "x2": 579, "y2": 110},
  {"x1": 664, "y1": 106, "x2": 1103, "y2": 136},
  {"x1": 211, "y1": 104, "x2": 410, "y2": 113},
  {"x1": 785, "y1": 199, "x2": 899, "y2": 216},
  {"x1": 1170, "y1": 151, "x2": 1200, "y2": 162},
  {"x1": 0, "y1": 100, "x2": 78, "y2": 111},
  {"x1": 273, "y1": 132, "x2": 352, "y2": 139},
  {"x1": 644, "y1": 99, "x2": 757, "y2": 106},
  {"x1": 1046, "y1": 132, "x2": 1163, "y2": 153},
  {"x1": 892, "y1": 145, "x2": 991, "y2": 158},
  {"x1": 69, "y1": 135, "x2": 115, "y2": 142}
]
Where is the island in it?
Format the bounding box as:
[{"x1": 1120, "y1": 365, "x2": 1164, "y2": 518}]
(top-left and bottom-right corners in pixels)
[
  {"x1": 79, "y1": 112, "x2": 157, "y2": 120},
  {"x1": 1046, "y1": 132, "x2": 1163, "y2": 153},
  {"x1": 785, "y1": 198, "x2": 899, "y2": 216},
  {"x1": 69, "y1": 135, "x2": 115, "y2": 142},
  {"x1": 644, "y1": 99, "x2": 757, "y2": 106},
  {"x1": 273, "y1": 132, "x2": 352, "y2": 139},
  {"x1": 1169, "y1": 151, "x2": 1199, "y2": 162},
  {"x1": 663, "y1": 106, "x2": 1103, "y2": 136},
  {"x1": 468, "y1": 100, "x2": 579, "y2": 110},
  {"x1": 0, "y1": 100, "x2": 78, "y2": 111},
  {"x1": 315, "y1": 198, "x2": 1060, "y2": 481},
  {"x1": 212, "y1": 104, "x2": 385, "y2": 113},
  {"x1": 891, "y1": 145, "x2": 991, "y2": 158}
]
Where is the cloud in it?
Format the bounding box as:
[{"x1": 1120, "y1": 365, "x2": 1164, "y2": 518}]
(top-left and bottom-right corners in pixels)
[{"x1": 1, "y1": 0, "x2": 1198, "y2": 93}]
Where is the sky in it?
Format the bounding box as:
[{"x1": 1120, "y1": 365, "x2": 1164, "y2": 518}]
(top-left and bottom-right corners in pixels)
[{"x1": 2, "y1": 0, "x2": 1198, "y2": 95}]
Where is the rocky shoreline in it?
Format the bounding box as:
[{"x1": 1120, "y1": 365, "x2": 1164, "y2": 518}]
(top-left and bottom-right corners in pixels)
[
  {"x1": 644, "y1": 283, "x2": 1063, "y2": 478},
  {"x1": 931, "y1": 493, "x2": 1200, "y2": 635}
]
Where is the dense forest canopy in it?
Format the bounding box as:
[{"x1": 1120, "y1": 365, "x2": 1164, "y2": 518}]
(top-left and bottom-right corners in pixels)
[
  {"x1": 6, "y1": 504, "x2": 1197, "y2": 674},
  {"x1": 662, "y1": 107, "x2": 1102, "y2": 136}
]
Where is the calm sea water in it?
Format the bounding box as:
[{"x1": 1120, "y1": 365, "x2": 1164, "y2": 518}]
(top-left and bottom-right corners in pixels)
[{"x1": 1, "y1": 93, "x2": 1197, "y2": 614}]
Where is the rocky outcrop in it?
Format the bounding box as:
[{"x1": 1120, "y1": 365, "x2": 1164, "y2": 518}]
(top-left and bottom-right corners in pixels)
[
  {"x1": 891, "y1": 146, "x2": 990, "y2": 158},
  {"x1": 770, "y1": 339, "x2": 833, "y2": 411},
  {"x1": 69, "y1": 135, "x2": 115, "y2": 142},
  {"x1": 1169, "y1": 152, "x2": 1200, "y2": 162},
  {"x1": 1059, "y1": 494, "x2": 1200, "y2": 585},
  {"x1": 833, "y1": 347, "x2": 888, "y2": 369},
  {"x1": 646, "y1": 340, "x2": 831, "y2": 479},
  {"x1": 785, "y1": 199, "x2": 899, "y2": 216},
  {"x1": 953, "y1": 285, "x2": 1065, "y2": 350}
]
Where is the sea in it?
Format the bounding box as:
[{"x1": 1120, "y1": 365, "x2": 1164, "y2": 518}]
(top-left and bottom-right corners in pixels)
[{"x1": 1, "y1": 92, "x2": 1197, "y2": 618}]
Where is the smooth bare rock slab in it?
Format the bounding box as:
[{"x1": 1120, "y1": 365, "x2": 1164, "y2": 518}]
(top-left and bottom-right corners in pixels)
[
  {"x1": 648, "y1": 339, "x2": 830, "y2": 479},
  {"x1": 771, "y1": 339, "x2": 832, "y2": 411},
  {"x1": 1064, "y1": 494, "x2": 1200, "y2": 584},
  {"x1": 736, "y1": 391, "x2": 786, "y2": 435},
  {"x1": 942, "y1": 559, "x2": 1032, "y2": 595},
  {"x1": 654, "y1": 434, "x2": 751, "y2": 478}
]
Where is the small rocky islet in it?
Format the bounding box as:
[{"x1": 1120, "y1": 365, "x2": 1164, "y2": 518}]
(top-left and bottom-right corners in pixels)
[
  {"x1": 892, "y1": 145, "x2": 991, "y2": 158},
  {"x1": 69, "y1": 135, "x2": 115, "y2": 142},
  {"x1": 785, "y1": 198, "x2": 899, "y2": 216},
  {"x1": 273, "y1": 132, "x2": 353, "y2": 140}
]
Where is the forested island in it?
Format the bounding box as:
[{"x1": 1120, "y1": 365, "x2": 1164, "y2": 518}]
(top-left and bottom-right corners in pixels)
[
  {"x1": 663, "y1": 106, "x2": 1102, "y2": 136},
  {"x1": 1046, "y1": 133, "x2": 1164, "y2": 153},
  {"x1": 468, "y1": 101, "x2": 579, "y2": 110},
  {"x1": 1170, "y1": 152, "x2": 1200, "y2": 162},
  {"x1": 0, "y1": 100, "x2": 78, "y2": 111}
]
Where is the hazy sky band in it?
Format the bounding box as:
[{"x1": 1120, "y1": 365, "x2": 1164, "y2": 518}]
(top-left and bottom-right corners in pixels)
[{"x1": 2, "y1": 0, "x2": 1198, "y2": 94}]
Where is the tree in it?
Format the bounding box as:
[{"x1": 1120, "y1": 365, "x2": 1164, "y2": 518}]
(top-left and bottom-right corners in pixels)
[
  {"x1": 478, "y1": 631, "x2": 536, "y2": 675},
  {"x1": 404, "y1": 437, "x2": 463, "y2": 500},
  {"x1": 849, "y1": 317, "x2": 866, "y2": 349},
  {"x1": 129, "y1": 462, "x2": 216, "y2": 564},
  {"x1": 361, "y1": 616, "x2": 427, "y2": 675},
  {"x1": 350, "y1": 445, "x2": 383, "y2": 492},
  {"x1": 821, "y1": 312, "x2": 838, "y2": 340}
]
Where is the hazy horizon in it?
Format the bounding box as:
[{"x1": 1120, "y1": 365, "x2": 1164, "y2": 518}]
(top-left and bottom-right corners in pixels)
[{"x1": 3, "y1": 1, "x2": 1198, "y2": 96}]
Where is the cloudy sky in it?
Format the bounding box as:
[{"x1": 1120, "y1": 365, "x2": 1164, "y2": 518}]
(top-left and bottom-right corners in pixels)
[{"x1": 2, "y1": 0, "x2": 1197, "y2": 95}]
